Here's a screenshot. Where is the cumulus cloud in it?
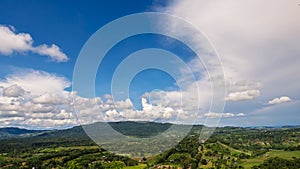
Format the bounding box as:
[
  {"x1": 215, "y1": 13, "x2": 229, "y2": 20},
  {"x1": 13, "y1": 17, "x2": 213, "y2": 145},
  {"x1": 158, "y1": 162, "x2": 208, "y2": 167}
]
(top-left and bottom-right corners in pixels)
[
  {"x1": 0, "y1": 69, "x2": 196, "y2": 129},
  {"x1": 75, "y1": 97, "x2": 185, "y2": 124},
  {"x1": 0, "y1": 69, "x2": 70, "y2": 95},
  {"x1": 0, "y1": 24, "x2": 69, "y2": 62},
  {"x1": 226, "y1": 90, "x2": 260, "y2": 101},
  {"x1": 0, "y1": 25, "x2": 32, "y2": 54},
  {"x1": 114, "y1": 98, "x2": 133, "y2": 110},
  {"x1": 0, "y1": 70, "x2": 75, "y2": 129},
  {"x1": 236, "y1": 113, "x2": 245, "y2": 117},
  {"x1": 268, "y1": 96, "x2": 291, "y2": 105},
  {"x1": 204, "y1": 112, "x2": 245, "y2": 118},
  {"x1": 33, "y1": 44, "x2": 69, "y2": 62}
]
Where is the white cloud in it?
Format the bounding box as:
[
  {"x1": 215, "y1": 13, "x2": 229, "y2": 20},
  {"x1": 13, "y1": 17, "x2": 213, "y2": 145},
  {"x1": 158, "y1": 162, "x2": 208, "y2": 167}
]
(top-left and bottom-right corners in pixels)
[
  {"x1": 268, "y1": 96, "x2": 291, "y2": 105},
  {"x1": 103, "y1": 94, "x2": 113, "y2": 100},
  {"x1": 75, "y1": 97, "x2": 183, "y2": 124},
  {"x1": 159, "y1": 0, "x2": 300, "y2": 94},
  {"x1": 0, "y1": 25, "x2": 32, "y2": 54},
  {"x1": 0, "y1": 96, "x2": 14, "y2": 105},
  {"x1": 0, "y1": 65, "x2": 289, "y2": 129},
  {"x1": 33, "y1": 44, "x2": 69, "y2": 62},
  {"x1": 0, "y1": 24, "x2": 69, "y2": 62},
  {"x1": 2, "y1": 84, "x2": 25, "y2": 97},
  {"x1": 24, "y1": 102, "x2": 54, "y2": 113},
  {"x1": 204, "y1": 112, "x2": 244, "y2": 118},
  {"x1": 141, "y1": 97, "x2": 152, "y2": 112},
  {"x1": 236, "y1": 113, "x2": 245, "y2": 117},
  {"x1": 0, "y1": 70, "x2": 76, "y2": 129},
  {"x1": 0, "y1": 69, "x2": 70, "y2": 95},
  {"x1": 158, "y1": 0, "x2": 300, "y2": 104},
  {"x1": 31, "y1": 93, "x2": 68, "y2": 105},
  {"x1": 114, "y1": 98, "x2": 133, "y2": 110},
  {"x1": 104, "y1": 109, "x2": 121, "y2": 121},
  {"x1": 143, "y1": 91, "x2": 183, "y2": 109},
  {"x1": 226, "y1": 90, "x2": 260, "y2": 101}
]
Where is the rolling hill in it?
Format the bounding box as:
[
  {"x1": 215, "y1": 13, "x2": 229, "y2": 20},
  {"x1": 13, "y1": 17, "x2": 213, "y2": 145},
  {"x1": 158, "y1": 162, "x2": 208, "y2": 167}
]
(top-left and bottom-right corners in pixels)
[{"x1": 0, "y1": 122, "x2": 299, "y2": 169}]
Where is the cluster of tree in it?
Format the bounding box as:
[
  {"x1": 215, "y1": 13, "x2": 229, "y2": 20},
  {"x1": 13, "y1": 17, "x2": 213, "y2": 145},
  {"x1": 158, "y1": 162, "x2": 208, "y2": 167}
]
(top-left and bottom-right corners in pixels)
[
  {"x1": 66, "y1": 160, "x2": 126, "y2": 169},
  {"x1": 147, "y1": 135, "x2": 201, "y2": 168},
  {"x1": 0, "y1": 146, "x2": 137, "y2": 169},
  {"x1": 211, "y1": 155, "x2": 243, "y2": 169},
  {"x1": 211, "y1": 127, "x2": 300, "y2": 153},
  {"x1": 252, "y1": 157, "x2": 300, "y2": 169}
]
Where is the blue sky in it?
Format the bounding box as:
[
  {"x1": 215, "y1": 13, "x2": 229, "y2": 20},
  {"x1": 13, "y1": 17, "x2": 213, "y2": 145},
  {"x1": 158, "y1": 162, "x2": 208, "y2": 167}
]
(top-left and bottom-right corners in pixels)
[
  {"x1": 0, "y1": 0, "x2": 299, "y2": 129},
  {"x1": 0, "y1": 0, "x2": 159, "y2": 79}
]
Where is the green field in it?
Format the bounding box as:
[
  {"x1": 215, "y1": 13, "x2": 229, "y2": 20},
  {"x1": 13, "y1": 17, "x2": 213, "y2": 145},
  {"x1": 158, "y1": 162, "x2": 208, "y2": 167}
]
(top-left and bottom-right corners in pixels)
[
  {"x1": 266, "y1": 150, "x2": 300, "y2": 159},
  {"x1": 124, "y1": 164, "x2": 147, "y2": 169},
  {"x1": 241, "y1": 150, "x2": 300, "y2": 168}
]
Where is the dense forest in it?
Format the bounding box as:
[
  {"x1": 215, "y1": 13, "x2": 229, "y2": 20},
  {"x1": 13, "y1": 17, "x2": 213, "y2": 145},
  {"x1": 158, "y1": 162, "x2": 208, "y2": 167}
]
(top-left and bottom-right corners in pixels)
[{"x1": 0, "y1": 122, "x2": 299, "y2": 169}]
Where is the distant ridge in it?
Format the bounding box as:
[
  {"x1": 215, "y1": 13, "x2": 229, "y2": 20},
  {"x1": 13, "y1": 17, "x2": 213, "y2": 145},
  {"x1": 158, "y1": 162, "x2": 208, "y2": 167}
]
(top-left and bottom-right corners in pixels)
[
  {"x1": 1, "y1": 122, "x2": 300, "y2": 140},
  {"x1": 245, "y1": 125, "x2": 300, "y2": 129},
  {"x1": 0, "y1": 127, "x2": 49, "y2": 139},
  {"x1": 108, "y1": 121, "x2": 172, "y2": 138}
]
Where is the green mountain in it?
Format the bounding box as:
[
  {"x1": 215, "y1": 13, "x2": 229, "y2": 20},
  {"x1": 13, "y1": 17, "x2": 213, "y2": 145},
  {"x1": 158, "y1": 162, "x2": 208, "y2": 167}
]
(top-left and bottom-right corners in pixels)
[{"x1": 108, "y1": 121, "x2": 172, "y2": 138}]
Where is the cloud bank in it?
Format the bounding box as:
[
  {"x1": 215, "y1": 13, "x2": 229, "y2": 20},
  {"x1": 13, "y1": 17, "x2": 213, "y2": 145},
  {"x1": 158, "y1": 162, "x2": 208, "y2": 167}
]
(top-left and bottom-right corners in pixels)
[
  {"x1": 0, "y1": 69, "x2": 239, "y2": 129},
  {"x1": 154, "y1": 0, "x2": 300, "y2": 126}
]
